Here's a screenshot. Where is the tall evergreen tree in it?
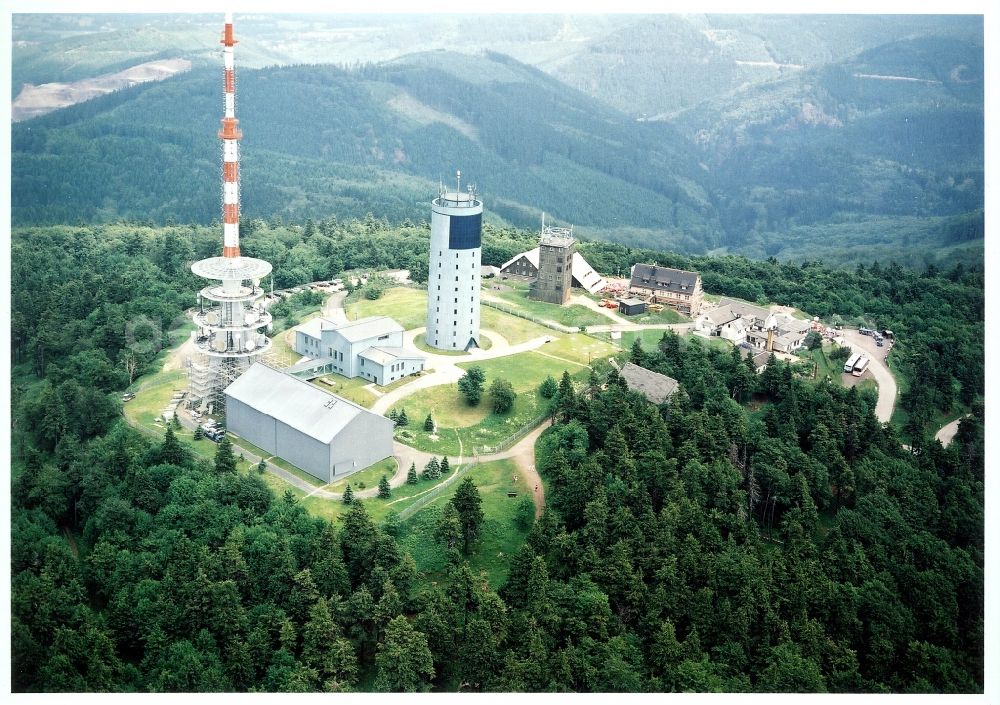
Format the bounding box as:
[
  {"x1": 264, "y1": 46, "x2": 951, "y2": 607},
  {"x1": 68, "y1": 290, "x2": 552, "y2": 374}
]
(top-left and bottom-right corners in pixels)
[
  {"x1": 214, "y1": 435, "x2": 237, "y2": 474},
  {"x1": 451, "y1": 477, "x2": 484, "y2": 555}
]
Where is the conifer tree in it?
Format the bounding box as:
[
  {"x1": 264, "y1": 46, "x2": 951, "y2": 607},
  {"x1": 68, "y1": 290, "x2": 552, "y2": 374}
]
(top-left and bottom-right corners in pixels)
[
  {"x1": 193, "y1": 424, "x2": 204, "y2": 440},
  {"x1": 439, "y1": 456, "x2": 451, "y2": 477},
  {"x1": 378, "y1": 475, "x2": 391, "y2": 499},
  {"x1": 424, "y1": 457, "x2": 441, "y2": 480},
  {"x1": 159, "y1": 426, "x2": 188, "y2": 467},
  {"x1": 398, "y1": 408, "x2": 409, "y2": 427},
  {"x1": 214, "y1": 435, "x2": 237, "y2": 474},
  {"x1": 407, "y1": 462, "x2": 418, "y2": 484},
  {"x1": 424, "y1": 413, "x2": 434, "y2": 432},
  {"x1": 343, "y1": 484, "x2": 354, "y2": 505},
  {"x1": 257, "y1": 458, "x2": 267, "y2": 474}
]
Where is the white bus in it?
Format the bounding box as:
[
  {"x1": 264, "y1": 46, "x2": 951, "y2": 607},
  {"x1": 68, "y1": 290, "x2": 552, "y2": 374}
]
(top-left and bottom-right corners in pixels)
[
  {"x1": 852, "y1": 355, "x2": 870, "y2": 377},
  {"x1": 844, "y1": 352, "x2": 861, "y2": 373}
]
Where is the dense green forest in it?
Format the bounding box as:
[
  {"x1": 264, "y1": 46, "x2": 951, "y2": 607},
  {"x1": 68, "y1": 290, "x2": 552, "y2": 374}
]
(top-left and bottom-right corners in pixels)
[
  {"x1": 11, "y1": 36, "x2": 983, "y2": 269},
  {"x1": 11, "y1": 221, "x2": 983, "y2": 692}
]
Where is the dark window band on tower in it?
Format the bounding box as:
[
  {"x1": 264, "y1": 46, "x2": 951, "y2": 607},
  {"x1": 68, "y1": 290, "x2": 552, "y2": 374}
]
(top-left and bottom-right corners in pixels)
[{"x1": 448, "y1": 212, "x2": 482, "y2": 249}]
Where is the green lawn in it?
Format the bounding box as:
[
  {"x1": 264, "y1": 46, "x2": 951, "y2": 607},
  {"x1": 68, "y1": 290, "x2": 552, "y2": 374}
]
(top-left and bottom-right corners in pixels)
[
  {"x1": 346, "y1": 287, "x2": 427, "y2": 330},
  {"x1": 540, "y1": 334, "x2": 616, "y2": 366},
  {"x1": 124, "y1": 368, "x2": 189, "y2": 434},
  {"x1": 480, "y1": 306, "x2": 553, "y2": 344},
  {"x1": 311, "y1": 373, "x2": 378, "y2": 408},
  {"x1": 328, "y1": 457, "x2": 398, "y2": 493},
  {"x1": 267, "y1": 329, "x2": 300, "y2": 367},
  {"x1": 601, "y1": 328, "x2": 670, "y2": 351},
  {"x1": 489, "y1": 288, "x2": 610, "y2": 328},
  {"x1": 688, "y1": 333, "x2": 737, "y2": 353},
  {"x1": 396, "y1": 351, "x2": 585, "y2": 455},
  {"x1": 627, "y1": 308, "x2": 688, "y2": 325},
  {"x1": 301, "y1": 460, "x2": 467, "y2": 525},
  {"x1": 396, "y1": 458, "x2": 534, "y2": 589}
]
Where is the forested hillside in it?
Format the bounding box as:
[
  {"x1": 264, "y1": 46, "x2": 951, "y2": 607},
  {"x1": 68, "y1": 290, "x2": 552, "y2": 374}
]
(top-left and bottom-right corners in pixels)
[
  {"x1": 11, "y1": 221, "x2": 984, "y2": 692},
  {"x1": 12, "y1": 33, "x2": 983, "y2": 268}
]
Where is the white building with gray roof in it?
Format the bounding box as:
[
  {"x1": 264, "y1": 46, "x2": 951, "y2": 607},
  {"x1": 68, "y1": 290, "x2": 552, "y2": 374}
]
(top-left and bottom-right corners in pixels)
[
  {"x1": 225, "y1": 363, "x2": 394, "y2": 483},
  {"x1": 293, "y1": 315, "x2": 425, "y2": 385}
]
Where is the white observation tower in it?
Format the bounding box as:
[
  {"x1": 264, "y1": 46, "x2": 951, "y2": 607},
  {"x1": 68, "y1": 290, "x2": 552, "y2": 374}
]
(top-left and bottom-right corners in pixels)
[
  {"x1": 187, "y1": 12, "x2": 273, "y2": 415},
  {"x1": 426, "y1": 171, "x2": 482, "y2": 350}
]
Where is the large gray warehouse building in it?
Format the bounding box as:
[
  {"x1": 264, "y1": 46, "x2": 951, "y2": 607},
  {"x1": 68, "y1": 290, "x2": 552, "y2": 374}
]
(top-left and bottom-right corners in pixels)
[{"x1": 224, "y1": 363, "x2": 394, "y2": 483}]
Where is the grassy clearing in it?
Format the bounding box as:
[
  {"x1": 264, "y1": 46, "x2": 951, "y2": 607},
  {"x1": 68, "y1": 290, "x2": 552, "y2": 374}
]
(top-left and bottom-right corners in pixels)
[
  {"x1": 301, "y1": 462, "x2": 466, "y2": 525},
  {"x1": 328, "y1": 457, "x2": 398, "y2": 493},
  {"x1": 627, "y1": 308, "x2": 688, "y2": 325},
  {"x1": 688, "y1": 334, "x2": 737, "y2": 353},
  {"x1": 489, "y1": 288, "x2": 610, "y2": 328},
  {"x1": 346, "y1": 287, "x2": 427, "y2": 330},
  {"x1": 396, "y1": 351, "x2": 585, "y2": 455},
  {"x1": 310, "y1": 373, "x2": 378, "y2": 408},
  {"x1": 541, "y1": 334, "x2": 616, "y2": 366},
  {"x1": 808, "y1": 344, "x2": 844, "y2": 384},
  {"x1": 396, "y1": 458, "x2": 533, "y2": 589},
  {"x1": 267, "y1": 329, "x2": 300, "y2": 367},
  {"x1": 480, "y1": 306, "x2": 552, "y2": 344},
  {"x1": 124, "y1": 369, "x2": 188, "y2": 433}
]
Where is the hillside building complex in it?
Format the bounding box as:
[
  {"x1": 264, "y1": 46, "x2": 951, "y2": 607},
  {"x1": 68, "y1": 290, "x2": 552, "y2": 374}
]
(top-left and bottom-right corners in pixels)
[
  {"x1": 426, "y1": 173, "x2": 482, "y2": 350},
  {"x1": 292, "y1": 315, "x2": 425, "y2": 385},
  {"x1": 628, "y1": 264, "x2": 704, "y2": 317},
  {"x1": 225, "y1": 364, "x2": 394, "y2": 483},
  {"x1": 187, "y1": 13, "x2": 273, "y2": 414},
  {"x1": 696, "y1": 298, "x2": 813, "y2": 353}
]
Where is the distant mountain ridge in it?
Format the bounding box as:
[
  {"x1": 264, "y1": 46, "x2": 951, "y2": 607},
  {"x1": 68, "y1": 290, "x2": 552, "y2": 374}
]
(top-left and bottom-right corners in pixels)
[{"x1": 11, "y1": 17, "x2": 984, "y2": 269}]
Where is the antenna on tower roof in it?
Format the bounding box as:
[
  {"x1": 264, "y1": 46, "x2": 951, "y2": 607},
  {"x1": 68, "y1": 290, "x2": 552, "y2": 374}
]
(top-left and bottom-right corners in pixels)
[{"x1": 456, "y1": 170, "x2": 461, "y2": 195}]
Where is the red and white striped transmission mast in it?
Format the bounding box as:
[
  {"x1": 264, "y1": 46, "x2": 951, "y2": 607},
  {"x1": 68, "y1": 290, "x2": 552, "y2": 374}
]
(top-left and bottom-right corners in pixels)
[{"x1": 188, "y1": 12, "x2": 274, "y2": 415}]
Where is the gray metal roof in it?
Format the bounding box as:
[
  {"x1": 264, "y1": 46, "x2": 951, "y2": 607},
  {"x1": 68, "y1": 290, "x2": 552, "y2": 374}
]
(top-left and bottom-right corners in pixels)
[
  {"x1": 298, "y1": 317, "x2": 335, "y2": 340},
  {"x1": 630, "y1": 264, "x2": 700, "y2": 293},
  {"x1": 358, "y1": 346, "x2": 425, "y2": 366},
  {"x1": 619, "y1": 362, "x2": 680, "y2": 405},
  {"x1": 225, "y1": 363, "x2": 370, "y2": 444},
  {"x1": 332, "y1": 316, "x2": 403, "y2": 343}
]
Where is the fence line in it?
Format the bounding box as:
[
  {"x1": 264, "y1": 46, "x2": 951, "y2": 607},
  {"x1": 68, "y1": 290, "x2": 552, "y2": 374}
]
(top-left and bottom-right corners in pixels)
[
  {"x1": 473, "y1": 412, "x2": 549, "y2": 457},
  {"x1": 480, "y1": 300, "x2": 579, "y2": 334},
  {"x1": 397, "y1": 460, "x2": 477, "y2": 520}
]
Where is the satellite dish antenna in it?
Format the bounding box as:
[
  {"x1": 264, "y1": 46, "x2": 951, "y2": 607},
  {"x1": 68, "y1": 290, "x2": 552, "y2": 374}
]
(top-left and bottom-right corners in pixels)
[
  {"x1": 212, "y1": 337, "x2": 227, "y2": 352},
  {"x1": 245, "y1": 310, "x2": 258, "y2": 325},
  {"x1": 245, "y1": 338, "x2": 257, "y2": 351},
  {"x1": 205, "y1": 311, "x2": 220, "y2": 325}
]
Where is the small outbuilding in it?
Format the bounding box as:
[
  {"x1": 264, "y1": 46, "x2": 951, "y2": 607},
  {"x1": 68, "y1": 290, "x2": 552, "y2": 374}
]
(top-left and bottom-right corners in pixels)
[
  {"x1": 618, "y1": 297, "x2": 648, "y2": 316},
  {"x1": 619, "y1": 362, "x2": 680, "y2": 405}
]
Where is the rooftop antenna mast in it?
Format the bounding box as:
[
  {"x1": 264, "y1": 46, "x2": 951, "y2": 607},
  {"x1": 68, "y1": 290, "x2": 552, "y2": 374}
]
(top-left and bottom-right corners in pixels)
[{"x1": 456, "y1": 170, "x2": 461, "y2": 195}]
